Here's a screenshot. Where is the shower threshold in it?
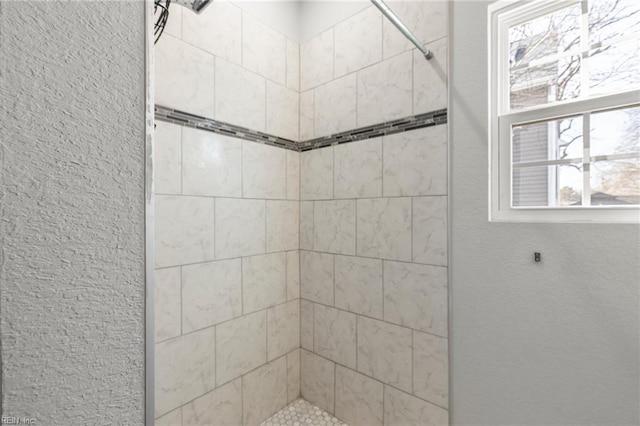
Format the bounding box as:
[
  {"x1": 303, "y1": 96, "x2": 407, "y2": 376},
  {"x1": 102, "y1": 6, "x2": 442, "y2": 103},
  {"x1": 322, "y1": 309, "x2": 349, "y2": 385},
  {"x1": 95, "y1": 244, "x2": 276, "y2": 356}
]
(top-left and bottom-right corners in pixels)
[{"x1": 260, "y1": 398, "x2": 348, "y2": 426}]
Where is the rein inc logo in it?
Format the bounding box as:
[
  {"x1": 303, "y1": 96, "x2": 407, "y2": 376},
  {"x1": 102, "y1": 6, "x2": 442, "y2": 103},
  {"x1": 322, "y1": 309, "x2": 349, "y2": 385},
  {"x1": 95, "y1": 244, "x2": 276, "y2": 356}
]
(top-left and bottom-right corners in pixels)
[{"x1": 1, "y1": 418, "x2": 35, "y2": 425}]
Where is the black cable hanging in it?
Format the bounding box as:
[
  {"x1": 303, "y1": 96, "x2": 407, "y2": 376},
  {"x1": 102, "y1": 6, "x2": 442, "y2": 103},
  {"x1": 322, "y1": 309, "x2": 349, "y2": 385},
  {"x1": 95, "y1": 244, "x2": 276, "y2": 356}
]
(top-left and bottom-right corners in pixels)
[{"x1": 154, "y1": 0, "x2": 171, "y2": 44}]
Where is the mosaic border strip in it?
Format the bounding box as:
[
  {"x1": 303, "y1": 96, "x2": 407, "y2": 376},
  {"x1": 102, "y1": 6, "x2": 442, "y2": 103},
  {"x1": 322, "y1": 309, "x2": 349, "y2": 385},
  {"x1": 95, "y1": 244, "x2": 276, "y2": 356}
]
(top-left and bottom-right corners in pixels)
[{"x1": 155, "y1": 105, "x2": 447, "y2": 152}]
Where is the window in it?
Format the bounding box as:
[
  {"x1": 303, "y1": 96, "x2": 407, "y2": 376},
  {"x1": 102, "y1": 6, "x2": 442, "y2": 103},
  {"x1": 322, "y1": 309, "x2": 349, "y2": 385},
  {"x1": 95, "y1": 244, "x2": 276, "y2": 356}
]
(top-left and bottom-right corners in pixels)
[{"x1": 489, "y1": 0, "x2": 640, "y2": 222}]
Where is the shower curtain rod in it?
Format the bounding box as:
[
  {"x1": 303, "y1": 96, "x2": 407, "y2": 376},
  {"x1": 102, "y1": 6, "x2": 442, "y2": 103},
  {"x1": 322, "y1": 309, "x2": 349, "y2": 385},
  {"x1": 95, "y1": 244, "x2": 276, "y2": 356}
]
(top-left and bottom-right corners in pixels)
[{"x1": 370, "y1": 0, "x2": 433, "y2": 60}]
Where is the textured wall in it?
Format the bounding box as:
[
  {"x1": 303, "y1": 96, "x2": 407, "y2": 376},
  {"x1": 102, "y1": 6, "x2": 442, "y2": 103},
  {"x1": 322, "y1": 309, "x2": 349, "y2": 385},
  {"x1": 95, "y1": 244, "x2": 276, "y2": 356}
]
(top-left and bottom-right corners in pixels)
[
  {"x1": 450, "y1": 1, "x2": 640, "y2": 424},
  {"x1": 0, "y1": 2, "x2": 146, "y2": 424}
]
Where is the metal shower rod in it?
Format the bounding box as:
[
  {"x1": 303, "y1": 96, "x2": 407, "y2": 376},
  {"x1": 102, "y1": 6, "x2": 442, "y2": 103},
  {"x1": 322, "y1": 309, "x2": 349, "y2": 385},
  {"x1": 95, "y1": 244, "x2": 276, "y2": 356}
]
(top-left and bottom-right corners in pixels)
[{"x1": 370, "y1": 0, "x2": 433, "y2": 60}]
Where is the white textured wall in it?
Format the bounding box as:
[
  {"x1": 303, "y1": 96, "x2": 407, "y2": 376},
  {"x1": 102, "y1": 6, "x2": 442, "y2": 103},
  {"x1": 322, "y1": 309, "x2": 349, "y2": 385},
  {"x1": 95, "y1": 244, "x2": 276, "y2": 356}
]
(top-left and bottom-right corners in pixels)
[
  {"x1": 450, "y1": 1, "x2": 640, "y2": 424},
  {"x1": 0, "y1": 2, "x2": 146, "y2": 424}
]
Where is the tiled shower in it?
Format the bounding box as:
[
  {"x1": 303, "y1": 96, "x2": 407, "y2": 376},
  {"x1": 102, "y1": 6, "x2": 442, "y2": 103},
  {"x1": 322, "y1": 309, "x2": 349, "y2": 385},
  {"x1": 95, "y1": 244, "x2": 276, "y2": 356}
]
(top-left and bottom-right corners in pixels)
[{"x1": 153, "y1": 1, "x2": 449, "y2": 425}]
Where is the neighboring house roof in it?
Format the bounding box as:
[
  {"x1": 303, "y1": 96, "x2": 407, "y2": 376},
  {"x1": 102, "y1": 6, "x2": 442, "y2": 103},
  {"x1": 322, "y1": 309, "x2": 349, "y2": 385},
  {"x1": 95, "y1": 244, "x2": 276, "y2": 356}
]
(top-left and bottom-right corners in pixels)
[{"x1": 571, "y1": 192, "x2": 640, "y2": 206}]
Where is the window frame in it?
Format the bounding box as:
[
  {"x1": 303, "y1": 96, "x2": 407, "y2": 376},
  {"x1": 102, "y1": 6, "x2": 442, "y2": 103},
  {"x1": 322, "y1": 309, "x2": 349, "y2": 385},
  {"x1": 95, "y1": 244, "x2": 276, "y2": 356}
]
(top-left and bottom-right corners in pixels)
[{"x1": 488, "y1": 0, "x2": 640, "y2": 223}]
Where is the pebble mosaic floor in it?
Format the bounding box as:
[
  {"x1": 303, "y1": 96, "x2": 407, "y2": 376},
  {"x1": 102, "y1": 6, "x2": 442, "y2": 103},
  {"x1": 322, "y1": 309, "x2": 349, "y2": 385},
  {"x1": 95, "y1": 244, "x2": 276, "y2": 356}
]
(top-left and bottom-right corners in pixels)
[{"x1": 259, "y1": 399, "x2": 348, "y2": 426}]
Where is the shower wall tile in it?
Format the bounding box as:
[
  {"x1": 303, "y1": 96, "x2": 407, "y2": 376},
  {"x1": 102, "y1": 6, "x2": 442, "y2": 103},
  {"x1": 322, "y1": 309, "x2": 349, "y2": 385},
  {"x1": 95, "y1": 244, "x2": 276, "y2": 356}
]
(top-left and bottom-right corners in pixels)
[
  {"x1": 413, "y1": 196, "x2": 448, "y2": 266},
  {"x1": 299, "y1": 90, "x2": 315, "y2": 141},
  {"x1": 215, "y1": 59, "x2": 266, "y2": 132},
  {"x1": 181, "y1": 259, "x2": 242, "y2": 333},
  {"x1": 383, "y1": 261, "x2": 448, "y2": 337},
  {"x1": 155, "y1": 35, "x2": 214, "y2": 118},
  {"x1": 300, "y1": 147, "x2": 333, "y2": 200},
  {"x1": 267, "y1": 201, "x2": 299, "y2": 253},
  {"x1": 242, "y1": 252, "x2": 287, "y2": 314},
  {"x1": 267, "y1": 300, "x2": 300, "y2": 361},
  {"x1": 182, "y1": 379, "x2": 242, "y2": 426},
  {"x1": 155, "y1": 327, "x2": 216, "y2": 417},
  {"x1": 300, "y1": 201, "x2": 315, "y2": 250},
  {"x1": 300, "y1": 28, "x2": 334, "y2": 91},
  {"x1": 314, "y1": 74, "x2": 357, "y2": 138},
  {"x1": 154, "y1": 121, "x2": 182, "y2": 195},
  {"x1": 356, "y1": 197, "x2": 412, "y2": 262},
  {"x1": 287, "y1": 349, "x2": 301, "y2": 403},
  {"x1": 286, "y1": 150, "x2": 300, "y2": 200},
  {"x1": 301, "y1": 350, "x2": 336, "y2": 414},
  {"x1": 155, "y1": 195, "x2": 215, "y2": 268},
  {"x1": 383, "y1": 386, "x2": 449, "y2": 426},
  {"x1": 382, "y1": 125, "x2": 447, "y2": 196},
  {"x1": 356, "y1": 316, "x2": 412, "y2": 393},
  {"x1": 182, "y1": 127, "x2": 242, "y2": 197},
  {"x1": 216, "y1": 310, "x2": 267, "y2": 386},
  {"x1": 155, "y1": 407, "x2": 181, "y2": 426},
  {"x1": 300, "y1": 250, "x2": 334, "y2": 306},
  {"x1": 286, "y1": 250, "x2": 300, "y2": 300},
  {"x1": 334, "y1": 138, "x2": 382, "y2": 199},
  {"x1": 163, "y1": 3, "x2": 182, "y2": 39},
  {"x1": 413, "y1": 330, "x2": 449, "y2": 408},
  {"x1": 286, "y1": 39, "x2": 300, "y2": 91},
  {"x1": 334, "y1": 6, "x2": 383, "y2": 78},
  {"x1": 334, "y1": 255, "x2": 383, "y2": 319},
  {"x1": 243, "y1": 141, "x2": 287, "y2": 199},
  {"x1": 266, "y1": 81, "x2": 299, "y2": 141},
  {"x1": 242, "y1": 13, "x2": 287, "y2": 86},
  {"x1": 314, "y1": 304, "x2": 357, "y2": 369},
  {"x1": 215, "y1": 198, "x2": 265, "y2": 259},
  {"x1": 313, "y1": 200, "x2": 356, "y2": 255},
  {"x1": 242, "y1": 357, "x2": 288, "y2": 426},
  {"x1": 301, "y1": 299, "x2": 314, "y2": 351},
  {"x1": 356, "y1": 51, "x2": 413, "y2": 127},
  {"x1": 414, "y1": 38, "x2": 448, "y2": 115},
  {"x1": 335, "y1": 366, "x2": 384, "y2": 426},
  {"x1": 155, "y1": 267, "x2": 181, "y2": 342},
  {"x1": 182, "y1": 0, "x2": 242, "y2": 65}
]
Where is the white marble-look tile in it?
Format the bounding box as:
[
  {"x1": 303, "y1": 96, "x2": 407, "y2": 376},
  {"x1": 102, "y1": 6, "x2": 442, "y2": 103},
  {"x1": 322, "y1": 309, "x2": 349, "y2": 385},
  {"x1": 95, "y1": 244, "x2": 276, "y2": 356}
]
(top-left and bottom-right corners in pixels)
[
  {"x1": 286, "y1": 150, "x2": 300, "y2": 200},
  {"x1": 287, "y1": 349, "x2": 301, "y2": 403},
  {"x1": 156, "y1": 407, "x2": 181, "y2": 426},
  {"x1": 300, "y1": 28, "x2": 334, "y2": 91},
  {"x1": 266, "y1": 201, "x2": 299, "y2": 253},
  {"x1": 155, "y1": 195, "x2": 215, "y2": 268},
  {"x1": 243, "y1": 357, "x2": 288, "y2": 426},
  {"x1": 286, "y1": 250, "x2": 300, "y2": 300},
  {"x1": 301, "y1": 299, "x2": 314, "y2": 351},
  {"x1": 299, "y1": 90, "x2": 315, "y2": 141},
  {"x1": 156, "y1": 35, "x2": 214, "y2": 117},
  {"x1": 266, "y1": 81, "x2": 299, "y2": 141},
  {"x1": 384, "y1": 386, "x2": 449, "y2": 426},
  {"x1": 356, "y1": 316, "x2": 412, "y2": 392},
  {"x1": 182, "y1": 127, "x2": 242, "y2": 197},
  {"x1": 383, "y1": 125, "x2": 447, "y2": 196},
  {"x1": 413, "y1": 196, "x2": 447, "y2": 266},
  {"x1": 414, "y1": 38, "x2": 448, "y2": 114},
  {"x1": 182, "y1": 379, "x2": 242, "y2": 426},
  {"x1": 215, "y1": 59, "x2": 266, "y2": 131},
  {"x1": 182, "y1": 0, "x2": 242, "y2": 64},
  {"x1": 314, "y1": 304, "x2": 357, "y2": 369},
  {"x1": 300, "y1": 201, "x2": 314, "y2": 250},
  {"x1": 335, "y1": 366, "x2": 384, "y2": 426},
  {"x1": 243, "y1": 13, "x2": 286, "y2": 85},
  {"x1": 334, "y1": 138, "x2": 382, "y2": 199},
  {"x1": 154, "y1": 121, "x2": 181, "y2": 195},
  {"x1": 383, "y1": 0, "x2": 448, "y2": 59},
  {"x1": 243, "y1": 252, "x2": 286, "y2": 314},
  {"x1": 357, "y1": 51, "x2": 412, "y2": 127},
  {"x1": 267, "y1": 300, "x2": 300, "y2": 360},
  {"x1": 301, "y1": 350, "x2": 335, "y2": 414},
  {"x1": 300, "y1": 250, "x2": 334, "y2": 306},
  {"x1": 334, "y1": 6, "x2": 383, "y2": 77},
  {"x1": 181, "y1": 259, "x2": 242, "y2": 333},
  {"x1": 301, "y1": 147, "x2": 333, "y2": 200},
  {"x1": 313, "y1": 200, "x2": 356, "y2": 255},
  {"x1": 216, "y1": 310, "x2": 267, "y2": 386},
  {"x1": 414, "y1": 331, "x2": 449, "y2": 408},
  {"x1": 286, "y1": 39, "x2": 300, "y2": 91},
  {"x1": 314, "y1": 74, "x2": 357, "y2": 138},
  {"x1": 155, "y1": 327, "x2": 216, "y2": 417},
  {"x1": 215, "y1": 198, "x2": 265, "y2": 259},
  {"x1": 356, "y1": 197, "x2": 412, "y2": 261},
  {"x1": 155, "y1": 267, "x2": 181, "y2": 342},
  {"x1": 162, "y1": 2, "x2": 182, "y2": 39},
  {"x1": 334, "y1": 255, "x2": 383, "y2": 319},
  {"x1": 243, "y1": 141, "x2": 286, "y2": 199},
  {"x1": 384, "y1": 261, "x2": 448, "y2": 337}
]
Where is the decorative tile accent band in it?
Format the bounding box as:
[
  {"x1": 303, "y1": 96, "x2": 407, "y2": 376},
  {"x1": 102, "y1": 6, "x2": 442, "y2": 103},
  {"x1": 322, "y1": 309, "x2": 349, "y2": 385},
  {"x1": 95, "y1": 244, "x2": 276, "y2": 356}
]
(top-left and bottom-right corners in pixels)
[{"x1": 155, "y1": 105, "x2": 447, "y2": 152}]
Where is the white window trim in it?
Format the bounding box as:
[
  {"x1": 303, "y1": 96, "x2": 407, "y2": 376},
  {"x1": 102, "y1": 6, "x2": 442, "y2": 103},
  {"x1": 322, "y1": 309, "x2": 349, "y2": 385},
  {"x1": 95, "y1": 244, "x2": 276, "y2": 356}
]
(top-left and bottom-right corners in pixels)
[{"x1": 488, "y1": 0, "x2": 640, "y2": 223}]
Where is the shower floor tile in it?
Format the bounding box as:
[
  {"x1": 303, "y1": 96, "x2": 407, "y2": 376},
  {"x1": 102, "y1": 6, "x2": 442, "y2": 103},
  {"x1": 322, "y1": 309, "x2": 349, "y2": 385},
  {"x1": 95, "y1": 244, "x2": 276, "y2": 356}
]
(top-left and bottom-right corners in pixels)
[{"x1": 260, "y1": 398, "x2": 348, "y2": 426}]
